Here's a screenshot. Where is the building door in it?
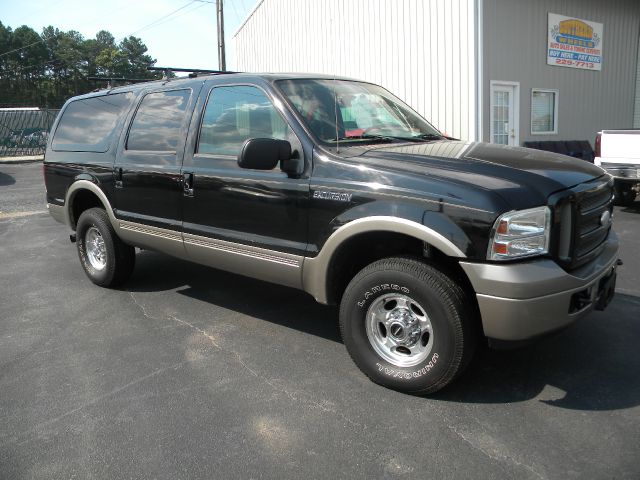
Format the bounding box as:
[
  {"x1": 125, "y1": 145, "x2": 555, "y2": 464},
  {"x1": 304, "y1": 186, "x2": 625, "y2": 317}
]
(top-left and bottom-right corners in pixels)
[{"x1": 490, "y1": 82, "x2": 519, "y2": 146}]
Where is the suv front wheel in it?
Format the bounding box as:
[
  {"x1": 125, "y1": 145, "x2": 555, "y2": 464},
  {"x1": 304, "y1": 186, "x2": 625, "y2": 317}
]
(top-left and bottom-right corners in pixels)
[
  {"x1": 76, "y1": 207, "x2": 135, "y2": 287},
  {"x1": 339, "y1": 257, "x2": 476, "y2": 394}
]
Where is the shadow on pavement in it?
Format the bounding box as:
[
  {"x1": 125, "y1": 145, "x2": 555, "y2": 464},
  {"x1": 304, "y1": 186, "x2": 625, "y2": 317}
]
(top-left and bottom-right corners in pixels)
[
  {"x1": 0, "y1": 172, "x2": 16, "y2": 186},
  {"x1": 125, "y1": 250, "x2": 341, "y2": 343},
  {"x1": 126, "y1": 251, "x2": 640, "y2": 410},
  {"x1": 620, "y1": 201, "x2": 640, "y2": 214},
  {"x1": 437, "y1": 292, "x2": 640, "y2": 411}
]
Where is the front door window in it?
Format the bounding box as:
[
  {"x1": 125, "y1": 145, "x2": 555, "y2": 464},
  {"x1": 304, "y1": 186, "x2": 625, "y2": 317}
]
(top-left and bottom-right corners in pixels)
[{"x1": 198, "y1": 86, "x2": 288, "y2": 156}]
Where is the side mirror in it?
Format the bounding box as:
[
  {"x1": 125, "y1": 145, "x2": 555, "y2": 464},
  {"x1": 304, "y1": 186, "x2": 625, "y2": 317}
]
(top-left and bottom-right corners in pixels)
[{"x1": 238, "y1": 138, "x2": 292, "y2": 170}]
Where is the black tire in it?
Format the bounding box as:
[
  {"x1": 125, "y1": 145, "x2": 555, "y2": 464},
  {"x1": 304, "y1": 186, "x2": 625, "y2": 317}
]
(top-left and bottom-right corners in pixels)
[
  {"x1": 339, "y1": 257, "x2": 477, "y2": 394},
  {"x1": 76, "y1": 207, "x2": 135, "y2": 287},
  {"x1": 614, "y1": 184, "x2": 637, "y2": 206}
]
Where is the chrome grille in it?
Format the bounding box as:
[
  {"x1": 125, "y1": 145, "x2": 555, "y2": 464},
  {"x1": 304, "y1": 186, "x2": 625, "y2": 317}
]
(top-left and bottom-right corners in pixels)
[
  {"x1": 569, "y1": 178, "x2": 614, "y2": 269},
  {"x1": 579, "y1": 187, "x2": 612, "y2": 213}
]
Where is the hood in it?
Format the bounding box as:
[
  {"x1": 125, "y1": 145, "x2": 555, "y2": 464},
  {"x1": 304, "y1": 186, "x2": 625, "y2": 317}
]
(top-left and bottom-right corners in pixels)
[{"x1": 341, "y1": 141, "x2": 606, "y2": 209}]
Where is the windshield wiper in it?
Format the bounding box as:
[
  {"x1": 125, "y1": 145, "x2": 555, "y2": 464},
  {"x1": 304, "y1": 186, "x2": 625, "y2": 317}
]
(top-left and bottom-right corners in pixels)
[
  {"x1": 411, "y1": 133, "x2": 446, "y2": 141},
  {"x1": 327, "y1": 134, "x2": 397, "y2": 143},
  {"x1": 327, "y1": 133, "x2": 446, "y2": 144}
]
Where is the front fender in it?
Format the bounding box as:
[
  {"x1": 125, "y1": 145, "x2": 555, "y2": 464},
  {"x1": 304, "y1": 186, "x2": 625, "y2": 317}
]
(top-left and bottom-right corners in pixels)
[{"x1": 302, "y1": 209, "x2": 468, "y2": 304}]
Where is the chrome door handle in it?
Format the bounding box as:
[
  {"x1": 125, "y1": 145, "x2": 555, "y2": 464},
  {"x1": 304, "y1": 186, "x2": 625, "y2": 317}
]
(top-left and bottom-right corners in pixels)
[
  {"x1": 114, "y1": 167, "x2": 123, "y2": 188},
  {"x1": 183, "y1": 172, "x2": 194, "y2": 197}
]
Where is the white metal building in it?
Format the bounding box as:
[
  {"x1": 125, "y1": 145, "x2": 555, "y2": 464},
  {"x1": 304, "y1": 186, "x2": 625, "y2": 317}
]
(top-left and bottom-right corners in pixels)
[{"x1": 234, "y1": 0, "x2": 640, "y2": 146}]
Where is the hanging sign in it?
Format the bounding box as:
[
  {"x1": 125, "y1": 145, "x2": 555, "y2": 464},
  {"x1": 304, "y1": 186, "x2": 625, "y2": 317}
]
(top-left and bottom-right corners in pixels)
[{"x1": 547, "y1": 13, "x2": 603, "y2": 71}]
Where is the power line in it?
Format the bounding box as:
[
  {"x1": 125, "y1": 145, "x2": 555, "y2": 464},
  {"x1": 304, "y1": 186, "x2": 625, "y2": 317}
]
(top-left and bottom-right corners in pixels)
[
  {"x1": 9, "y1": 58, "x2": 81, "y2": 76},
  {"x1": 133, "y1": 2, "x2": 208, "y2": 34},
  {"x1": 4, "y1": 0, "x2": 209, "y2": 77},
  {"x1": 128, "y1": 0, "x2": 198, "y2": 37},
  {"x1": 238, "y1": 0, "x2": 251, "y2": 17},
  {"x1": 228, "y1": 0, "x2": 243, "y2": 23},
  {"x1": 0, "y1": 39, "x2": 45, "y2": 60},
  {"x1": 0, "y1": 0, "x2": 137, "y2": 61},
  {"x1": 0, "y1": 0, "x2": 197, "y2": 61},
  {"x1": 10, "y1": 0, "x2": 70, "y2": 26}
]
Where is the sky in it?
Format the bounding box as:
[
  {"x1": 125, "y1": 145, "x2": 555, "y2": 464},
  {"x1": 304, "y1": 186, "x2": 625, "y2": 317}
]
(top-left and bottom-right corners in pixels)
[{"x1": 0, "y1": 0, "x2": 258, "y2": 71}]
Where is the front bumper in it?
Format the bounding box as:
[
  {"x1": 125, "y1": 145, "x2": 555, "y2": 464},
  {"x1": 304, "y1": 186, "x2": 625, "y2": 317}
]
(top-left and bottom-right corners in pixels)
[
  {"x1": 596, "y1": 162, "x2": 640, "y2": 182},
  {"x1": 459, "y1": 231, "x2": 619, "y2": 341}
]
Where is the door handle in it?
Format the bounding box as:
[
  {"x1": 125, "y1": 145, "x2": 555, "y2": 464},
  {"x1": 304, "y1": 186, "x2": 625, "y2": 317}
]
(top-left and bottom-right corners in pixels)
[
  {"x1": 183, "y1": 172, "x2": 194, "y2": 197},
  {"x1": 114, "y1": 167, "x2": 123, "y2": 188}
]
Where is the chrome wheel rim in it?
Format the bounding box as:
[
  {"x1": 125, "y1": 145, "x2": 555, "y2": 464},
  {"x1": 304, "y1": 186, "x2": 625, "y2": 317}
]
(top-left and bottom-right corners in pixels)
[
  {"x1": 365, "y1": 293, "x2": 433, "y2": 368},
  {"x1": 85, "y1": 227, "x2": 107, "y2": 271}
]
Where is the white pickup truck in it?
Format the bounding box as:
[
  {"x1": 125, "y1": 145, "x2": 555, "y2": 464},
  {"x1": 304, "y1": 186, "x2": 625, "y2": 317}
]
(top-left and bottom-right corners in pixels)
[{"x1": 595, "y1": 130, "x2": 640, "y2": 205}]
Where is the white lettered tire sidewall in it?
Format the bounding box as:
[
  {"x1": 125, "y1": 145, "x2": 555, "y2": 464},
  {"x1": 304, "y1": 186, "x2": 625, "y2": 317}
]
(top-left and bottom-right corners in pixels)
[{"x1": 339, "y1": 258, "x2": 469, "y2": 394}]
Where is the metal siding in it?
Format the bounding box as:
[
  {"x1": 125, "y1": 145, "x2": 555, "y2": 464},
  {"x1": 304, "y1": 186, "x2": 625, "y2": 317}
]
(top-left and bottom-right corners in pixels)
[
  {"x1": 482, "y1": 0, "x2": 640, "y2": 144},
  {"x1": 233, "y1": 0, "x2": 477, "y2": 140},
  {"x1": 634, "y1": 32, "x2": 640, "y2": 128}
]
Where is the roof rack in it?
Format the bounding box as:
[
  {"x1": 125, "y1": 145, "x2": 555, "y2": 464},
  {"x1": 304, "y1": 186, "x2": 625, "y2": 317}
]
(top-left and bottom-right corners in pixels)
[{"x1": 146, "y1": 66, "x2": 239, "y2": 79}]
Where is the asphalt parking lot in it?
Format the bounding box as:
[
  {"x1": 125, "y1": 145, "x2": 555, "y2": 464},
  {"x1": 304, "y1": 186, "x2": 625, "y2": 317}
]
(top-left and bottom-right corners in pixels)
[{"x1": 1, "y1": 162, "x2": 639, "y2": 479}]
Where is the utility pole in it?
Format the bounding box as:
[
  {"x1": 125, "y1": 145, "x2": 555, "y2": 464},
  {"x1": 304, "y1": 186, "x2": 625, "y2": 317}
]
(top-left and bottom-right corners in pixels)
[{"x1": 216, "y1": 0, "x2": 226, "y2": 71}]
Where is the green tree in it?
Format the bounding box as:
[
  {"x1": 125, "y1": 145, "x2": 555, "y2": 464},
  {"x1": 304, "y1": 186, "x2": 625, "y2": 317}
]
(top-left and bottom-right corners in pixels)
[
  {"x1": 10, "y1": 26, "x2": 48, "y2": 77},
  {"x1": 117, "y1": 36, "x2": 157, "y2": 78},
  {"x1": 0, "y1": 23, "x2": 160, "y2": 107},
  {"x1": 0, "y1": 22, "x2": 12, "y2": 73}
]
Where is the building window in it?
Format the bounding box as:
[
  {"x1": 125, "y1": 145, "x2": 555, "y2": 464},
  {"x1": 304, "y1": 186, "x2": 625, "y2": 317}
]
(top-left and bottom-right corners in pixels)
[{"x1": 531, "y1": 89, "x2": 558, "y2": 135}]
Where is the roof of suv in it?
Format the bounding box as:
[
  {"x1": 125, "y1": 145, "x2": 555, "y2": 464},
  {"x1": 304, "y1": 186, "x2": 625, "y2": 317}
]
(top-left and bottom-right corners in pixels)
[{"x1": 93, "y1": 72, "x2": 363, "y2": 97}]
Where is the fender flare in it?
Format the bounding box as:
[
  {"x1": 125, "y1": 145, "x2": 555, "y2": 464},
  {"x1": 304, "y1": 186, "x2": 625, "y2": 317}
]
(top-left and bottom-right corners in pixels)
[
  {"x1": 65, "y1": 180, "x2": 118, "y2": 230},
  {"x1": 301, "y1": 216, "x2": 466, "y2": 304}
]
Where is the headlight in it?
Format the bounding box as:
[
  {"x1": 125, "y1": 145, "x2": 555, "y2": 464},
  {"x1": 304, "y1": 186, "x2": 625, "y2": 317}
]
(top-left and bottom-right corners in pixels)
[{"x1": 487, "y1": 206, "x2": 551, "y2": 260}]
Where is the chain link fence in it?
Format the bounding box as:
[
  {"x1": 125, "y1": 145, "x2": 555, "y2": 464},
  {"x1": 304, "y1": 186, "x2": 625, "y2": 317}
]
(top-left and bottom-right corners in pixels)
[{"x1": 0, "y1": 108, "x2": 60, "y2": 157}]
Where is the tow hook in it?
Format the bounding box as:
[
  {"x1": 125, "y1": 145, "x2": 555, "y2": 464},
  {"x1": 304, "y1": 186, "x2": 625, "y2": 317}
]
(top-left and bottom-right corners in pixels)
[
  {"x1": 70, "y1": 233, "x2": 76, "y2": 243},
  {"x1": 616, "y1": 259, "x2": 624, "y2": 266}
]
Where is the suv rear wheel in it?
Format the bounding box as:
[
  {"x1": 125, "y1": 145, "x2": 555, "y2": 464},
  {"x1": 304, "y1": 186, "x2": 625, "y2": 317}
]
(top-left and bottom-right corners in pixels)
[
  {"x1": 76, "y1": 207, "x2": 135, "y2": 287},
  {"x1": 339, "y1": 257, "x2": 476, "y2": 394}
]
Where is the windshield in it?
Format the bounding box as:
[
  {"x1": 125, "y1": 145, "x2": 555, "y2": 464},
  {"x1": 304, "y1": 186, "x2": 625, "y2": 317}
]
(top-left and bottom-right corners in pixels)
[{"x1": 276, "y1": 79, "x2": 443, "y2": 144}]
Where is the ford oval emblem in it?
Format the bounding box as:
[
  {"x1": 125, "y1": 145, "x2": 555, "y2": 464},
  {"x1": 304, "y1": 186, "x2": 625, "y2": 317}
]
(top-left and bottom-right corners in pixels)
[{"x1": 599, "y1": 210, "x2": 611, "y2": 227}]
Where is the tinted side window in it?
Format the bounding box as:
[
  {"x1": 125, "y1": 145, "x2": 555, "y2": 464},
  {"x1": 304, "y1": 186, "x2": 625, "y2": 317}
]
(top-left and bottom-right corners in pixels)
[
  {"x1": 198, "y1": 86, "x2": 287, "y2": 156},
  {"x1": 127, "y1": 89, "x2": 191, "y2": 152},
  {"x1": 52, "y1": 92, "x2": 134, "y2": 152}
]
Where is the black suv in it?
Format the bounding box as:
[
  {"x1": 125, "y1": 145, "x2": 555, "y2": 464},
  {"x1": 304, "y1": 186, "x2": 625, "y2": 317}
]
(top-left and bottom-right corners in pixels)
[{"x1": 44, "y1": 73, "x2": 619, "y2": 394}]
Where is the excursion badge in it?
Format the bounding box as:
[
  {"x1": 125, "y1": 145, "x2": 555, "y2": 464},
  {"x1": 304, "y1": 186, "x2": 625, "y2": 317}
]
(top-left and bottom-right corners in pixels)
[{"x1": 312, "y1": 190, "x2": 353, "y2": 202}]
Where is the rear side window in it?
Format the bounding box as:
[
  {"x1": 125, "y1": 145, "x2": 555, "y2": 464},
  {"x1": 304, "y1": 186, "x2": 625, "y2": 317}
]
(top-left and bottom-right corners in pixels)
[
  {"x1": 52, "y1": 92, "x2": 134, "y2": 152},
  {"x1": 126, "y1": 89, "x2": 191, "y2": 152}
]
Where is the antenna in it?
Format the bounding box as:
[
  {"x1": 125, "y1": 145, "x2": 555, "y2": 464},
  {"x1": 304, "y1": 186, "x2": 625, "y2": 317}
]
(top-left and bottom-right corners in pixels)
[
  {"x1": 331, "y1": 0, "x2": 340, "y2": 154},
  {"x1": 333, "y1": 80, "x2": 340, "y2": 154}
]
